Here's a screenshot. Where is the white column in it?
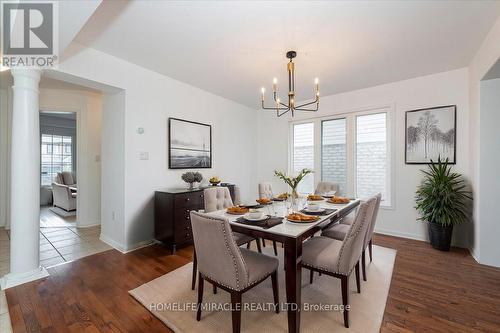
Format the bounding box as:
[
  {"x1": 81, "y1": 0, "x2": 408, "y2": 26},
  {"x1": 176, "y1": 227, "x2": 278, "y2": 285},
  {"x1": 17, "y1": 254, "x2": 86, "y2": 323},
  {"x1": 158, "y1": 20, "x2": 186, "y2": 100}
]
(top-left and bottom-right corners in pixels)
[{"x1": 0, "y1": 68, "x2": 49, "y2": 289}]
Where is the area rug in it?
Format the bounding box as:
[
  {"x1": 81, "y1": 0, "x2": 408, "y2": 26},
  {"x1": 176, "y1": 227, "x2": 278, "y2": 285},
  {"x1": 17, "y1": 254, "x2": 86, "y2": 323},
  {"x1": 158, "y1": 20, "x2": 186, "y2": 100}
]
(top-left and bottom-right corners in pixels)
[
  {"x1": 129, "y1": 245, "x2": 396, "y2": 333},
  {"x1": 49, "y1": 206, "x2": 76, "y2": 217}
]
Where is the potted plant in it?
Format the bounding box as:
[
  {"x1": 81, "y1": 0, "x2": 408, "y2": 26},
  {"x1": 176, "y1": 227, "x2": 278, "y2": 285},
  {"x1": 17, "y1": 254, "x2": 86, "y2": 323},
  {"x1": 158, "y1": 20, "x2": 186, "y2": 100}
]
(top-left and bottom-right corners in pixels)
[
  {"x1": 274, "y1": 168, "x2": 313, "y2": 206},
  {"x1": 415, "y1": 157, "x2": 471, "y2": 251},
  {"x1": 182, "y1": 172, "x2": 203, "y2": 190}
]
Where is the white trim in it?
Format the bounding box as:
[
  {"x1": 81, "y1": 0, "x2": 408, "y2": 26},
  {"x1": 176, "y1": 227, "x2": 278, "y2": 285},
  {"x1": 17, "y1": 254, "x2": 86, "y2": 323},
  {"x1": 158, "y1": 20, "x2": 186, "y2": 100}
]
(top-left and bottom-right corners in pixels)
[
  {"x1": 77, "y1": 220, "x2": 101, "y2": 228},
  {"x1": 375, "y1": 228, "x2": 427, "y2": 242},
  {"x1": 99, "y1": 233, "x2": 154, "y2": 254},
  {"x1": 0, "y1": 266, "x2": 49, "y2": 290},
  {"x1": 288, "y1": 103, "x2": 395, "y2": 208},
  {"x1": 468, "y1": 246, "x2": 480, "y2": 264}
]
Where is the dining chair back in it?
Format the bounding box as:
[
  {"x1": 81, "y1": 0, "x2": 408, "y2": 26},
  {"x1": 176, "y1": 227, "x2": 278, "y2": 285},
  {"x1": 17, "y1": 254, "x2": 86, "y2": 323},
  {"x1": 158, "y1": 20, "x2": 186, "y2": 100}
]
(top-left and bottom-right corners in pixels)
[
  {"x1": 204, "y1": 187, "x2": 234, "y2": 213},
  {"x1": 258, "y1": 182, "x2": 274, "y2": 199},
  {"x1": 190, "y1": 211, "x2": 249, "y2": 290},
  {"x1": 314, "y1": 181, "x2": 339, "y2": 195},
  {"x1": 336, "y1": 196, "x2": 377, "y2": 275}
]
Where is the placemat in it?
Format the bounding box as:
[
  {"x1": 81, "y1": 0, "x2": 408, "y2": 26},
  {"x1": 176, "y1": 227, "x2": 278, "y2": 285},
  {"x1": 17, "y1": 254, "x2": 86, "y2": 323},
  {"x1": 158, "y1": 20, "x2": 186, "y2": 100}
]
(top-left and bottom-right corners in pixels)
[
  {"x1": 300, "y1": 208, "x2": 337, "y2": 216},
  {"x1": 234, "y1": 216, "x2": 283, "y2": 229}
]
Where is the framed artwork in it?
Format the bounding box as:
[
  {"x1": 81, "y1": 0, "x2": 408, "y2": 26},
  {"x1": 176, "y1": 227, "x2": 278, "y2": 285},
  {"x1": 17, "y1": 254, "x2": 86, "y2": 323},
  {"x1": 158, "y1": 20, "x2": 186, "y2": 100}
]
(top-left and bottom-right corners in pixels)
[
  {"x1": 168, "y1": 118, "x2": 212, "y2": 169},
  {"x1": 405, "y1": 105, "x2": 456, "y2": 164}
]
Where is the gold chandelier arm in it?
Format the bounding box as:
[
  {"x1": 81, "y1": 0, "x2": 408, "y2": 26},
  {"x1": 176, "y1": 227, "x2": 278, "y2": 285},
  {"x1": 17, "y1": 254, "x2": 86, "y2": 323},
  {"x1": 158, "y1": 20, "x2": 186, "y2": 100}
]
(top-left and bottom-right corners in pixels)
[
  {"x1": 295, "y1": 96, "x2": 319, "y2": 109},
  {"x1": 294, "y1": 104, "x2": 319, "y2": 112},
  {"x1": 262, "y1": 101, "x2": 290, "y2": 111}
]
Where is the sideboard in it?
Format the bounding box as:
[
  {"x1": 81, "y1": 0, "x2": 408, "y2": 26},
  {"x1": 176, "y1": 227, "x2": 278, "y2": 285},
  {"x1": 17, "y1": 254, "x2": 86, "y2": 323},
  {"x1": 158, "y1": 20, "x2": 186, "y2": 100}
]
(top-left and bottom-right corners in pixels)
[{"x1": 154, "y1": 184, "x2": 235, "y2": 253}]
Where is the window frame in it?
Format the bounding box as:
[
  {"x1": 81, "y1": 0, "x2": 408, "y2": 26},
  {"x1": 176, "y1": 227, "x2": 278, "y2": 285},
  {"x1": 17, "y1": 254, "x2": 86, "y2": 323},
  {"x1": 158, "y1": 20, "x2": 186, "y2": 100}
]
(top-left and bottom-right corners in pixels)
[
  {"x1": 288, "y1": 104, "x2": 395, "y2": 209},
  {"x1": 290, "y1": 120, "x2": 316, "y2": 194}
]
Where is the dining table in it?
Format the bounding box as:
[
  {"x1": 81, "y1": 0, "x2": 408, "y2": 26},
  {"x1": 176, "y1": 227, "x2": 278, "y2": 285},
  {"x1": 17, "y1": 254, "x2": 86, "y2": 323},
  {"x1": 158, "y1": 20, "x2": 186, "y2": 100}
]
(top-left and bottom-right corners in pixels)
[{"x1": 206, "y1": 197, "x2": 360, "y2": 333}]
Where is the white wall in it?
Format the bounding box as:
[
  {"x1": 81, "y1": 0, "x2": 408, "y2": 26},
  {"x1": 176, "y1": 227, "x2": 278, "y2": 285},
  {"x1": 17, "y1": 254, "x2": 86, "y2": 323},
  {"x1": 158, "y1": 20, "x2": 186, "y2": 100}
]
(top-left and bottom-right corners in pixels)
[
  {"x1": 257, "y1": 68, "x2": 471, "y2": 246},
  {"x1": 478, "y1": 78, "x2": 500, "y2": 267},
  {"x1": 57, "y1": 43, "x2": 259, "y2": 252},
  {"x1": 39, "y1": 88, "x2": 102, "y2": 227},
  {"x1": 468, "y1": 16, "x2": 500, "y2": 264},
  {"x1": 100, "y1": 91, "x2": 126, "y2": 248}
]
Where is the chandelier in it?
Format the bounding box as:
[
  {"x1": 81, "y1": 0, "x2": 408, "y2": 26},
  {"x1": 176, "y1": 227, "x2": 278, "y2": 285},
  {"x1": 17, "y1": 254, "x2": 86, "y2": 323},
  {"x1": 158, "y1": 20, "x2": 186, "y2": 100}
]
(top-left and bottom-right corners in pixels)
[{"x1": 261, "y1": 50, "x2": 319, "y2": 117}]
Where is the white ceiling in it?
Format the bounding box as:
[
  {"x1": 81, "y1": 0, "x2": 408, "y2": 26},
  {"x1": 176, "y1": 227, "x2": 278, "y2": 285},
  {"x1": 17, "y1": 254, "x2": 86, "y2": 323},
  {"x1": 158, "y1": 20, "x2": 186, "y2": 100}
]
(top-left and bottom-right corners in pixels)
[{"x1": 74, "y1": 1, "x2": 500, "y2": 108}]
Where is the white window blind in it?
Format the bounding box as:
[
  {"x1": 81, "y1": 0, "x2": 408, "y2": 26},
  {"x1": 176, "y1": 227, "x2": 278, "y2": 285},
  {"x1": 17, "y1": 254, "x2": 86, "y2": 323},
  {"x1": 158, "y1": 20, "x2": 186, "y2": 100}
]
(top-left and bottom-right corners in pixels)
[
  {"x1": 356, "y1": 112, "x2": 389, "y2": 204},
  {"x1": 41, "y1": 134, "x2": 73, "y2": 186},
  {"x1": 292, "y1": 123, "x2": 314, "y2": 194},
  {"x1": 321, "y1": 118, "x2": 347, "y2": 195}
]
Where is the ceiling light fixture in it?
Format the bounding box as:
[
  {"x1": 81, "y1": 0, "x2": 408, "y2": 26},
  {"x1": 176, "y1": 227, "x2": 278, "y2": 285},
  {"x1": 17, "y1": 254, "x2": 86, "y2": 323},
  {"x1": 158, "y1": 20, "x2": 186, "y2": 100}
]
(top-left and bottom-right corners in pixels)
[{"x1": 261, "y1": 50, "x2": 319, "y2": 117}]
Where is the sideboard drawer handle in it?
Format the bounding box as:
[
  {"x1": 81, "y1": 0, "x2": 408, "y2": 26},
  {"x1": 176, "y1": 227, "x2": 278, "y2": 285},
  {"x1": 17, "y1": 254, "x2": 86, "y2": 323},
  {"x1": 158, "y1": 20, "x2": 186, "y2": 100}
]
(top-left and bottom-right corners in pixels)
[{"x1": 185, "y1": 197, "x2": 190, "y2": 202}]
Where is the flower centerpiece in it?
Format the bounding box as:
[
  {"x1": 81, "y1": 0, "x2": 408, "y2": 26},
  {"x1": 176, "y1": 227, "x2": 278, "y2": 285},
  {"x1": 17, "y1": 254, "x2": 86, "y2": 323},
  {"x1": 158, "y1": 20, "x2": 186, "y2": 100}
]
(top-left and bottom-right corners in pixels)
[
  {"x1": 274, "y1": 168, "x2": 314, "y2": 206},
  {"x1": 181, "y1": 172, "x2": 203, "y2": 190}
]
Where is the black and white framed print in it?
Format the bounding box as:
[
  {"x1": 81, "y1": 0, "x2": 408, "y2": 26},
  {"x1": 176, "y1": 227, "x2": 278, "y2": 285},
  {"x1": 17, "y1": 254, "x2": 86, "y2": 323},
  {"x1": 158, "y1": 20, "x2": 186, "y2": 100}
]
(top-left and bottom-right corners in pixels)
[
  {"x1": 168, "y1": 118, "x2": 212, "y2": 169},
  {"x1": 405, "y1": 105, "x2": 456, "y2": 164}
]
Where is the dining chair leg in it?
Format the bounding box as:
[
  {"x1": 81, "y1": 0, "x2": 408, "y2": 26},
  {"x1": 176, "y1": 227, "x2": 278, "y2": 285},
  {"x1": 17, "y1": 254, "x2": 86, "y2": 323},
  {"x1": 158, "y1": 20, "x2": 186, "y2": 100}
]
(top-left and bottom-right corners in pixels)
[
  {"x1": 309, "y1": 270, "x2": 314, "y2": 284},
  {"x1": 369, "y1": 239, "x2": 373, "y2": 262},
  {"x1": 341, "y1": 275, "x2": 349, "y2": 328},
  {"x1": 191, "y1": 250, "x2": 197, "y2": 290},
  {"x1": 355, "y1": 261, "x2": 361, "y2": 293},
  {"x1": 262, "y1": 238, "x2": 266, "y2": 247},
  {"x1": 272, "y1": 241, "x2": 278, "y2": 256},
  {"x1": 256, "y1": 239, "x2": 262, "y2": 253},
  {"x1": 246, "y1": 242, "x2": 251, "y2": 249},
  {"x1": 230, "y1": 291, "x2": 242, "y2": 333},
  {"x1": 213, "y1": 284, "x2": 217, "y2": 294},
  {"x1": 271, "y1": 271, "x2": 280, "y2": 314},
  {"x1": 362, "y1": 250, "x2": 367, "y2": 281},
  {"x1": 197, "y1": 273, "x2": 204, "y2": 321}
]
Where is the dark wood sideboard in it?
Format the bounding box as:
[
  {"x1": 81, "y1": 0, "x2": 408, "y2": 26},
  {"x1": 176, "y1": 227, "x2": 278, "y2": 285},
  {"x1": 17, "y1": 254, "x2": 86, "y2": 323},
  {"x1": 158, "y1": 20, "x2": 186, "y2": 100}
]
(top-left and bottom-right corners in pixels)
[{"x1": 154, "y1": 184, "x2": 235, "y2": 253}]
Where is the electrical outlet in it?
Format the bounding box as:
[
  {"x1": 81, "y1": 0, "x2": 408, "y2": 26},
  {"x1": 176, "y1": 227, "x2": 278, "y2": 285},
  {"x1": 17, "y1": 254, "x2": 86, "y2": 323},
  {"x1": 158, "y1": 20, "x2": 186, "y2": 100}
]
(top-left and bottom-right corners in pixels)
[{"x1": 139, "y1": 152, "x2": 149, "y2": 160}]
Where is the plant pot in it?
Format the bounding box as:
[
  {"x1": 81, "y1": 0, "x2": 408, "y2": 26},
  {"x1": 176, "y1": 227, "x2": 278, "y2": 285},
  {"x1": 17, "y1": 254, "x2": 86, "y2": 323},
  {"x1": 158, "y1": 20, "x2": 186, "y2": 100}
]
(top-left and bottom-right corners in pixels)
[
  {"x1": 187, "y1": 182, "x2": 199, "y2": 190},
  {"x1": 428, "y1": 222, "x2": 453, "y2": 251}
]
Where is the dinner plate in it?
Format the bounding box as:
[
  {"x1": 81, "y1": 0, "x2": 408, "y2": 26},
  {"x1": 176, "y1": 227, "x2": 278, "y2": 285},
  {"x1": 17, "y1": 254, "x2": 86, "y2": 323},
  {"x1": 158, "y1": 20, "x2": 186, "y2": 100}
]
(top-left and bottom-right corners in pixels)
[
  {"x1": 226, "y1": 209, "x2": 248, "y2": 215},
  {"x1": 307, "y1": 197, "x2": 324, "y2": 201},
  {"x1": 286, "y1": 216, "x2": 320, "y2": 224},
  {"x1": 241, "y1": 203, "x2": 261, "y2": 208},
  {"x1": 303, "y1": 207, "x2": 326, "y2": 213},
  {"x1": 243, "y1": 213, "x2": 269, "y2": 221}
]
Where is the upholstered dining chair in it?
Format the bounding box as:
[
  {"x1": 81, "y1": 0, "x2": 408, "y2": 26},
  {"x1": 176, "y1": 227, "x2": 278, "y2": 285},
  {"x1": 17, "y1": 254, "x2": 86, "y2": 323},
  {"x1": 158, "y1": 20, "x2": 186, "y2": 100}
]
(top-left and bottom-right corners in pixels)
[
  {"x1": 258, "y1": 182, "x2": 279, "y2": 255},
  {"x1": 258, "y1": 182, "x2": 274, "y2": 199},
  {"x1": 302, "y1": 197, "x2": 377, "y2": 328},
  {"x1": 191, "y1": 187, "x2": 261, "y2": 291},
  {"x1": 321, "y1": 193, "x2": 381, "y2": 281},
  {"x1": 190, "y1": 211, "x2": 280, "y2": 333},
  {"x1": 314, "y1": 181, "x2": 339, "y2": 195}
]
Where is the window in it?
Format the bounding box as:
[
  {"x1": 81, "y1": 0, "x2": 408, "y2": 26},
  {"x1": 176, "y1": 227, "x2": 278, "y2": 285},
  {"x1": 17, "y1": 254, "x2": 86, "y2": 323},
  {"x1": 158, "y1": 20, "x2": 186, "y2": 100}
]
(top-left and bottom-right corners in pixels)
[
  {"x1": 356, "y1": 113, "x2": 389, "y2": 204},
  {"x1": 41, "y1": 134, "x2": 73, "y2": 185},
  {"x1": 292, "y1": 122, "x2": 314, "y2": 194},
  {"x1": 290, "y1": 107, "x2": 392, "y2": 207},
  {"x1": 322, "y1": 118, "x2": 347, "y2": 195}
]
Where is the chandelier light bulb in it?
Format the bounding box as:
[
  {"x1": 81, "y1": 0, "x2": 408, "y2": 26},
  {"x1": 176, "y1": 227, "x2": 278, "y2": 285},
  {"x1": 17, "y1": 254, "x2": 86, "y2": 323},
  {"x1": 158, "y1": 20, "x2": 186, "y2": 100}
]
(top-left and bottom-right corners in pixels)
[
  {"x1": 261, "y1": 50, "x2": 320, "y2": 117},
  {"x1": 261, "y1": 87, "x2": 265, "y2": 94}
]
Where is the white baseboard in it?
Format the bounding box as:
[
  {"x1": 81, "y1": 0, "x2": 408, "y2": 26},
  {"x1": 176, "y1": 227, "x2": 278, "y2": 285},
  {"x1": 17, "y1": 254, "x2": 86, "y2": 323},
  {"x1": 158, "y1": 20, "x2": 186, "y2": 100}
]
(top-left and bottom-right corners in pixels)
[
  {"x1": 375, "y1": 228, "x2": 427, "y2": 242},
  {"x1": 99, "y1": 234, "x2": 154, "y2": 254},
  {"x1": 77, "y1": 220, "x2": 101, "y2": 228},
  {"x1": 468, "y1": 246, "x2": 480, "y2": 263},
  {"x1": 0, "y1": 266, "x2": 50, "y2": 290}
]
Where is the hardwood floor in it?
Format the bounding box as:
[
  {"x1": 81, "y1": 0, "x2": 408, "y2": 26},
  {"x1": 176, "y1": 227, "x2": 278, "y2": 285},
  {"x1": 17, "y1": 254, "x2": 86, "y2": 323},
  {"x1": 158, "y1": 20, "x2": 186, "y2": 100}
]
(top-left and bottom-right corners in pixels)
[{"x1": 5, "y1": 234, "x2": 500, "y2": 333}]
